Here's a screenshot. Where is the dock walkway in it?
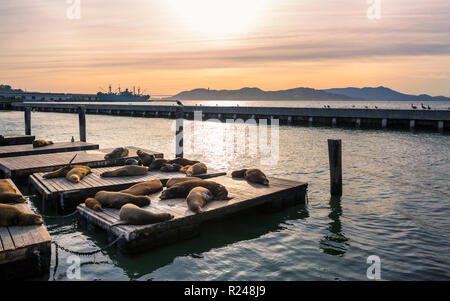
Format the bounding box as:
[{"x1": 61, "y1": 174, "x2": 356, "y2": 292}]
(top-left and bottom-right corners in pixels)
[
  {"x1": 77, "y1": 175, "x2": 308, "y2": 253},
  {"x1": 0, "y1": 146, "x2": 163, "y2": 178},
  {"x1": 0, "y1": 179, "x2": 51, "y2": 280},
  {"x1": 0, "y1": 135, "x2": 35, "y2": 146},
  {"x1": 30, "y1": 166, "x2": 226, "y2": 211},
  {"x1": 0, "y1": 141, "x2": 99, "y2": 158}
]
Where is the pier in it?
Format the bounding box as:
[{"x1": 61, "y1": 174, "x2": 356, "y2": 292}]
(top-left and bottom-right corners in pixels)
[
  {"x1": 77, "y1": 175, "x2": 308, "y2": 254},
  {"x1": 0, "y1": 135, "x2": 35, "y2": 147},
  {"x1": 0, "y1": 147, "x2": 163, "y2": 179},
  {"x1": 0, "y1": 179, "x2": 51, "y2": 280},
  {"x1": 30, "y1": 166, "x2": 226, "y2": 212},
  {"x1": 0, "y1": 141, "x2": 99, "y2": 158},
  {"x1": 8, "y1": 102, "x2": 450, "y2": 132}
]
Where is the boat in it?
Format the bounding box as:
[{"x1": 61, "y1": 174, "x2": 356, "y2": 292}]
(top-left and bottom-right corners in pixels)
[{"x1": 97, "y1": 85, "x2": 151, "y2": 102}]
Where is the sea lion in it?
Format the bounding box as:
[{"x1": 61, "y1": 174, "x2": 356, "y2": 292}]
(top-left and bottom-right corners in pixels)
[
  {"x1": 167, "y1": 158, "x2": 199, "y2": 166},
  {"x1": 149, "y1": 158, "x2": 168, "y2": 170},
  {"x1": 119, "y1": 180, "x2": 163, "y2": 196},
  {"x1": 160, "y1": 179, "x2": 229, "y2": 200},
  {"x1": 186, "y1": 187, "x2": 214, "y2": 214},
  {"x1": 0, "y1": 180, "x2": 26, "y2": 203},
  {"x1": 160, "y1": 163, "x2": 183, "y2": 172},
  {"x1": 125, "y1": 158, "x2": 139, "y2": 166},
  {"x1": 100, "y1": 165, "x2": 148, "y2": 177},
  {"x1": 166, "y1": 177, "x2": 200, "y2": 188},
  {"x1": 136, "y1": 150, "x2": 155, "y2": 166},
  {"x1": 85, "y1": 198, "x2": 103, "y2": 212},
  {"x1": 0, "y1": 204, "x2": 43, "y2": 226},
  {"x1": 231, "y1": 168, "x2": 269, "y2": 186},
  {"x1": 112, "y1": 204, "x2": 174, "y2": 226},
  {"x1": 181, "y1": 162, "x2": 207, "y2": 176},
  {"x1": 32, "y1": 139, "x2": 53, "y2": 148},
  {"x1": 104, "y1": 147, "x2": 129, "y2": 160},
  {"x1": 94, "y1": 191, "x2": 151, "y2": 209},
  {"x1": 66, "y1": 165, "x2": 91, "y2": 183}
]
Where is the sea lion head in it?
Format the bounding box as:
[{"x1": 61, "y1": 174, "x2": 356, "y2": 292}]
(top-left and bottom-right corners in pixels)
[
  {"x1": 19, "y1": 213, "x2": 43, "y2": 226},
  {"x1": 212, "y1": 184, "x2": 228, "y2": 200},
  {"x1": 159, "y1": 189, "x2": 174, "y2": 200},
  {"x1": 162, "y1": 212, "x2": 175, "y2": 221}
]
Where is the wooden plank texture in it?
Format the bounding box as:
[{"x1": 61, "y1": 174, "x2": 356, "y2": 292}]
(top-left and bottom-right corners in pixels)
[
  {"x1": 0, "y1": 146, "x2": 163, "y2": 177},
  {"x1": 0, "y1": 135, "x2": 35, "y2": 147},
  {"x1": 0, "y1": 141, "x2": 99, "y2": 158},
  {"x1": 77, "y1": 175, "x2": 308, "y2": 252},
  {"x1": 0, "y1": 179, "x2": 51, "y2": 271},
  {"x1": 30, "y1": 166, "x2": 226, "y2": 201}
]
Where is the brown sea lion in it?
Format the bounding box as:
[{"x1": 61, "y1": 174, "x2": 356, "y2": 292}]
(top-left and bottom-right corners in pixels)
[
  {"x1": 231, "y1": 168, "x2": 269, "y2": 186},
  {"x1": 167, "y1": 158, "x2": 199, "y2": 166},
  {"x1": 94, "y1": 191, "x2": 151, "y2": 209},
  {"x1": 160, "y1": 163, "x2": 183, "y2": 172},
  {"x1": 104, "y1": 147, "x2": 129, "y2": 160},
  {"x1": 149, "y1": 158, "x2": 168, "y2": 170},
  {"x1": 66, "y1": 165, "x2": 91, "y2": 183},
  {"x1": 166, "y1": 177, "x2": 200, "y2": 188},
  {"x1": 181, "y1": 162, "x2": 207, "y2": 176},
  {"x1": 0, "y1": 204, "x2": 43, "y2": 226},
  {"x1": 32, "y1": 139, "x2": 53, "y2": 148},
  {"x1": 136, "y1": 150, "x2": 155, "y2": 166},
  {"x1": 100, "y1": 165, "x2": 148, "y2": 177},
  {"x1": 119, "y1": 180, "x2": 163, "y2": 196},
  {"x1": 0, "y1": 180, "x2": 26, "y2": 203},
  {"x1": 112, "y1": 203, "x2": 174, "y2": 226},
  {"x1": 160, "y1": 179, "x2": 229, "y2": 200},
  {"x1": 186, "y1": 187, "x2": 214, "y2": 214},
  {"x1": 85, "y1": 198, "x2": 103, "y2": 212}
]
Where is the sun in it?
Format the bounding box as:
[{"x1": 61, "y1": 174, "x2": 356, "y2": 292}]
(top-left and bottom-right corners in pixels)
[{"x1": 169, "y1": 0, "x2": 268, "y2": 36}]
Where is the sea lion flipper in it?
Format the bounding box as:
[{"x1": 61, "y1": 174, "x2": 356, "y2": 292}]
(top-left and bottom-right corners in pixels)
[{"x1": 111, "y1": 220, "x2": 129, "y2": 227}]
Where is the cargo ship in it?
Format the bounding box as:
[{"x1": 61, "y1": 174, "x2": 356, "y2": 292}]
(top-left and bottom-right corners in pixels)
[{"x1": 97, "y1": 85, "x2": 150, "y2": 102}]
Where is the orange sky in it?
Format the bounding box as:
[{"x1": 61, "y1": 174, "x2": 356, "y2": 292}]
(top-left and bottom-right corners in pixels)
[{"x1": 1, "y1": 0, "x2": 449, "y2": 96}]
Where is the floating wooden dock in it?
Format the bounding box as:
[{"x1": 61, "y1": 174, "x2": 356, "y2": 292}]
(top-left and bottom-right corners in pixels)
[
  {"x1": 30, "y1": 166, "x2": 226, "y2": 212},
  {"x1": 0, "y1": 141, "x2": 99, "y2": 158},
  {"x1": 0, "y1": 146, "x2": 163, "y2": 179},
  {"x1": 77, "y1": 175, "x2": 308, "y2": 254},
  {"x1": 0, "y1": 135, "x2": 35, "y2": 146},
  {"x1": 0, "y1": 179, "x2": 51, "y2": 280}
]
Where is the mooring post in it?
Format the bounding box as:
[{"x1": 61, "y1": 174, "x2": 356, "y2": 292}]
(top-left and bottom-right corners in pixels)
[
  {"x1": 328, "y1": 139, "x2": 342, "y2": 196},
  {"x1": 175, "y1": 105, "x2": 184, "y2": 158},
  {"x1": 78, "y1": 106, "x2": 86, "y2": 142},
  {"x1": 24, "y1": 107, "x2": 31, "y2": 135}
]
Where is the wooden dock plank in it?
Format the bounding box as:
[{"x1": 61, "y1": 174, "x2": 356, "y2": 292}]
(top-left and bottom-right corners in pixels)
[
  {"x1": 0, "y1": 179, "x2": 52, "y2": 279},
  {"x1": 77, "y1": 175, "x2": 308, "y2": 252},
  {"x1": 0, "y1": 141, "x2": 100, "y2": 158},
  {"x1": 0, "y1": 146, "x2": 163, "y2": 178},
  {"x1": 0, "y1": 135, "x2": 35, "y2": 147},
  {"x1": 30, "y1": 166, "x2": 226, "y2": 203}
]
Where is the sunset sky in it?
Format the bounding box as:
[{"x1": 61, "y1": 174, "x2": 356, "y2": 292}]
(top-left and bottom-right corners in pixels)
[{"x1": 1, "y1": 0, "x2": 449, "y2": 96}]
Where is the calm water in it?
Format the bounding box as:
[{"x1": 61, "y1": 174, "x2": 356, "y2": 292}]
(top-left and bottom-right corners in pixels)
[{"x1": 1, "y1": 107, "x2": 449, "y2": 281}]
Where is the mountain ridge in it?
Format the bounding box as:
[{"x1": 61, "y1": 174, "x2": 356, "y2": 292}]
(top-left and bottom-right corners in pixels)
[{"x1": 169, "y1": 86, "x2": 450, "y2": 101}]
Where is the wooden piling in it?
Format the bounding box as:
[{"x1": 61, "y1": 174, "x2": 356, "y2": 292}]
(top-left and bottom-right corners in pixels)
[
  {"x1": 78, "y1": 106, "x2": 86, "y2": 142},
  {"x1": 24, "y1": 107, "x2": 31, "y2": 135},
  {"x1": 328, "y1": 139, "x2": 342, "y2": 196},
  {"x1": 175, "y1": 106, "x2": 183, "y2": 158}
]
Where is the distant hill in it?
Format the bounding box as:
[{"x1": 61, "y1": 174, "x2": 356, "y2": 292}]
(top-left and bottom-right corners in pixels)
[
  {"x1": 324, "y1": 86, "x2": 450, "y2": 101},
  {"x1": 170, "y1": 87, "x2": 356, "y2": 101},
  {"x1": 0, "y1": 84, "x2": 23, "y2": 92}
]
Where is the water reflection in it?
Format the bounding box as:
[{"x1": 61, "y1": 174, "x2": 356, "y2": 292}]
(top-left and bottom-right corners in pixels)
[
  {"x1": 76, "y1": 204, "x2": 309, "y2": 280},
  {"x1": 319, "y1": 196, "x2": 349, "y2": 256}
]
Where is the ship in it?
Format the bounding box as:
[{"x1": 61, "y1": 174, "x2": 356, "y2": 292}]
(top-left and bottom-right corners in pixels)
[{"x1": 97, "y1": 85, "x2": 151, "y2": 102}]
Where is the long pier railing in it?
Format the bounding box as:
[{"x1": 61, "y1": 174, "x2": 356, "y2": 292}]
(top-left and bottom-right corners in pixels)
[{"x1": 6, "y1": 101, "x2": 450, "y2": 132}]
